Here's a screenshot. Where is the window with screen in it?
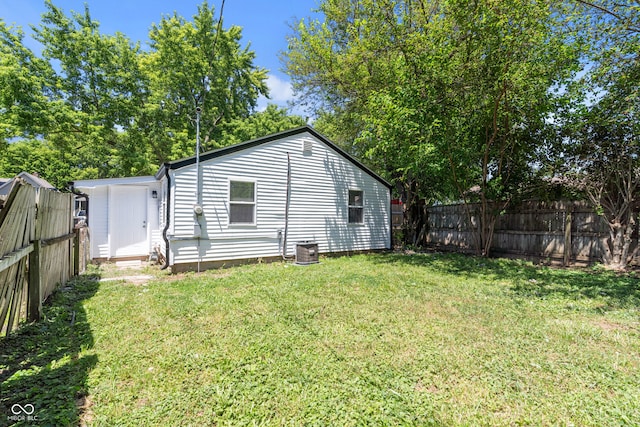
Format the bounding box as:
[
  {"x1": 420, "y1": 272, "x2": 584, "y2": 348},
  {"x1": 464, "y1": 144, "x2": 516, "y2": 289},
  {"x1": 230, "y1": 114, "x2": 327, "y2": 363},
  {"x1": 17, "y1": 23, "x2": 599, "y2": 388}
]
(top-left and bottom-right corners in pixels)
[
  {"x1": 229, "y1": 180, "x2": 255, "y2": 224},
  {"x1": 348, "y1": 189, "x2": 364, "y2": 224}
]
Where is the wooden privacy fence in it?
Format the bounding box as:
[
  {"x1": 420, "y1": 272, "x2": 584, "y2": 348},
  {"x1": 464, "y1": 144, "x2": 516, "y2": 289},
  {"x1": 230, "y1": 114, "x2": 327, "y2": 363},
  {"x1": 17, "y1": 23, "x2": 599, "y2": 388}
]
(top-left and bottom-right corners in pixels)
[
  {"x1": 0, "y1": 179, "x2": 88, "y2": 336},
  {"x1": 426, "y1": 200, "x2": 632, "y2": 265}
]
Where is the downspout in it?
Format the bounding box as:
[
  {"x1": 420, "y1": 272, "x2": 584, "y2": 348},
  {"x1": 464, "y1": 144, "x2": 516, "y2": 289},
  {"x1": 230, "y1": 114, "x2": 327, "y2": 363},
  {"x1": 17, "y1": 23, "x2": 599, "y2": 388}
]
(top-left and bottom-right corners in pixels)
[
  {"x1": 282, "y1": 152, "x2": 293, "y2": 260},
  {"x1": 161, "y1": 166, "x2": 171, "y2": 270}
]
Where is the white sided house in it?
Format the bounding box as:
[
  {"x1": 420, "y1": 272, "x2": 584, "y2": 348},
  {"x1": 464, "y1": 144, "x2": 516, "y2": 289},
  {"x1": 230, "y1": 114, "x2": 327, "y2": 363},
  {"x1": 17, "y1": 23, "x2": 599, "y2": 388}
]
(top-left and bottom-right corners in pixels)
[
  {"x1": 72, "y1": 176, "x2": 162, "y2": 261},
  {"x1": 157, "y1": 126, "x2": 392, "y2": 272}
]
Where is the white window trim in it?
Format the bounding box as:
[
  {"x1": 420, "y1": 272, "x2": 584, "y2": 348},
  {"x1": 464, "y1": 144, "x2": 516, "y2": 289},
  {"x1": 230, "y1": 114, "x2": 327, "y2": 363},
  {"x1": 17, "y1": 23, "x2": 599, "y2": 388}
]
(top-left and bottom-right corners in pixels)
[
  {"x1": 228, "y1": 178, "x2": 257, "y2": 226},
  {"x1": 348, "y1": 188, "x2": 365, "y2": 225}
]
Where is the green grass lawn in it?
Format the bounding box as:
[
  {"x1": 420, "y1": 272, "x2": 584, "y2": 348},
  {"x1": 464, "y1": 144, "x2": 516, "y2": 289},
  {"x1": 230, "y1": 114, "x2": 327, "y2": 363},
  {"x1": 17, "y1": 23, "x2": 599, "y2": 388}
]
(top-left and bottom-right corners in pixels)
[{"x1": 2, "y1": 253, "x2": 639, "y2": 426}]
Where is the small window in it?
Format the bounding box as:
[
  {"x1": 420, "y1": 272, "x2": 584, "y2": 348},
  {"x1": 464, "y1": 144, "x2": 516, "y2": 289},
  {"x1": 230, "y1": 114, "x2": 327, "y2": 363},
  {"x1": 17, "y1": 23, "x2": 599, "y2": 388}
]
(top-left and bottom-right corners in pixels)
[
  {"x1": 229, "y1": 180, "x2": 255, "y2": 224},
  {"x1": 348, "y1": 189, "x2": 364, "y2": 224}
]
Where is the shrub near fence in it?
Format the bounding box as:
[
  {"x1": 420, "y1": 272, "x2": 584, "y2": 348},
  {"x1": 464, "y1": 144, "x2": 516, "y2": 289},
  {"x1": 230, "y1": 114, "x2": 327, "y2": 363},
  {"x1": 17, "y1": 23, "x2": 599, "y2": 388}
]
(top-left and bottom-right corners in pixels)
[
  {"x1": 426, "y1": 200, "x2": 630, "y2": 265},
  {"x1": 0, "y1": 179, "x2": 88, "y2": 336}
]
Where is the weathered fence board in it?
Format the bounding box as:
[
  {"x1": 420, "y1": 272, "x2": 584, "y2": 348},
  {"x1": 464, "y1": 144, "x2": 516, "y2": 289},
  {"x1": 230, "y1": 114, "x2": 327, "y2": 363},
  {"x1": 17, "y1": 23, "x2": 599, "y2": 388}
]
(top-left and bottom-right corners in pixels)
[
  {"x1": 0, "y1": 181, "x2": 84, "y2": 336},
  {"x1": 426, "y1": 200, "x2": 632, "y2": 265},
  {"x1": 0, "y1": 181, "x2": 36, "y2": 336},
  {"x1": 0, "y1": 244, "x2": 34, "y2": 272},
  {"x1": 37, "y1": 189, "x2": 75, "y2": 301},
  {"x1": 74, "y1": 226, "x2": 90, "y2": 275}
]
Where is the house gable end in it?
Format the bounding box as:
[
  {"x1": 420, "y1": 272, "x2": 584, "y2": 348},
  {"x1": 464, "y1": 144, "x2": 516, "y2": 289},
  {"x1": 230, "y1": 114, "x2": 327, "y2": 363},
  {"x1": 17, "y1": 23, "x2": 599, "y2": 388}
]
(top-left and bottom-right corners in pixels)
[{"x1": 155, "y1": 126, "x2": 391, "y2": 190}]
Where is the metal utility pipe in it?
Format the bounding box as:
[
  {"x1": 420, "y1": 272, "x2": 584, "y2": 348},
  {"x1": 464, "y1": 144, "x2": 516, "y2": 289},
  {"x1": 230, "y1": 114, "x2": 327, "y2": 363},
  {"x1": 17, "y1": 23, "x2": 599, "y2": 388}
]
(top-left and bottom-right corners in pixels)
[
  {"x1": 282, "y1": 152, "x2": 292, "y2": 259},
  {"x1": 195, "y1": 106, "x2": 202, "y2": 207},
  {"x1": 161, "y1": 167, "x2": 171, "y2": 270},
  {"x1": 195, "y1": 106, "x2": 202, "y2": 272}
]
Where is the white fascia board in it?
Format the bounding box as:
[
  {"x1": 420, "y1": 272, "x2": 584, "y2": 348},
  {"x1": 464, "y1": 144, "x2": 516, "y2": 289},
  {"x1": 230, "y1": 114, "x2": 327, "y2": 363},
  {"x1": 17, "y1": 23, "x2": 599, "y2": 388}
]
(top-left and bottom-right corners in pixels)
[{"x1": 73, "y1": 176, "x2": 158, "y2": 189}]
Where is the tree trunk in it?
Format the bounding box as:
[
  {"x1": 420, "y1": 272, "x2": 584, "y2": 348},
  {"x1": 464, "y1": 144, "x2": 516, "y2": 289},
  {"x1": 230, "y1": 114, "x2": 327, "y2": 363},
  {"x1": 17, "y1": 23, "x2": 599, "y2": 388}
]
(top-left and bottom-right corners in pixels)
[
  {"x1": 401, "y1": 180, "x2": 427, "y2": 247},
  {"x1": 483, "y1": 214, "x2": 498, "y2": 257},
  {"x1": 477, "y1": 197, "x2": 501, "y2": 257},
  {"x1": 610, "y1": 221, "x2": 624, "y2": 267},
  {"x1": 620, "y1": 216, "x2": 635, "y2": 266},
  {"x1": 606, "y1": 215, "x2": 636, "y2": 270}
]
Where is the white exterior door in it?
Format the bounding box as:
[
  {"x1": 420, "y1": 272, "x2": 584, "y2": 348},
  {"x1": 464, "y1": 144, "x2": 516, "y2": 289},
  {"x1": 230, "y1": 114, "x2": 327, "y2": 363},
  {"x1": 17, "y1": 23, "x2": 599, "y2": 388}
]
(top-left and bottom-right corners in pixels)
[{"x1": 110, "y1": 186, "x2": 148, "y2": 257}]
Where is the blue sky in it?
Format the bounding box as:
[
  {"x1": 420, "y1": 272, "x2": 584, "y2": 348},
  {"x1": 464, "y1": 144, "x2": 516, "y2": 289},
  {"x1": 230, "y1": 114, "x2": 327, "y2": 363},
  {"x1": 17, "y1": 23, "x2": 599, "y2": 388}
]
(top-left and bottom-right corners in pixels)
[{"x1": 0, "y1": 0, "x2": 322, "y2": 112}]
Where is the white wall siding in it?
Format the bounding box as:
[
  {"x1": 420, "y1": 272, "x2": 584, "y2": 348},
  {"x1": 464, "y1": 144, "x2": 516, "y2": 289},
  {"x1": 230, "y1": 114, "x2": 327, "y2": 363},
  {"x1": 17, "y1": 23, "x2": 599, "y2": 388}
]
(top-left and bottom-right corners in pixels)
[
  {"x1": 75, "y1": 177, "x2": 162, "y2": 260},
  {"x1": 86, "y1": 186, "x2": 109, "y2": 259},
  {"x1": 169, "y1": 132, "x2": 390, "y2": 265},
  {"x1": 172, "y1": 168, "x2": 198, "y2": 237},
  {"x1": 146, "y1": 182, "x2": 162, "y2": 253}
]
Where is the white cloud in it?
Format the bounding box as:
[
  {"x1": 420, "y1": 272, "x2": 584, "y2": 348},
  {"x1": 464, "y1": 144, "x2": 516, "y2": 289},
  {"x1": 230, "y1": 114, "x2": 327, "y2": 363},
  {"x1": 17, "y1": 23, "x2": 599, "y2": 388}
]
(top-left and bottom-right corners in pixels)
[
  {"x1": 265, "y1": 74, "x2": 294, "y2": 102},
  {"x1": 257, "y1": 74, "x2": 295, "y2": 112},
  {"x1": 256, "y1": 74, "x2": 310, "y2": 120}
]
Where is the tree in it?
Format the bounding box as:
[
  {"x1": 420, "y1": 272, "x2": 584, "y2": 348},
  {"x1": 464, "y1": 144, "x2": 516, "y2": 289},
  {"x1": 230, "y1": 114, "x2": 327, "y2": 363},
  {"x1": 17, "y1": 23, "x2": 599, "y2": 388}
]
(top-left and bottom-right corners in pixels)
[
  {"x1": 0, "y1": 21, "x2": 53, "y2": 144},
  {"x1": 558, "y1": 0, "x2": 640, "y2": 269},
  {"x1": 0, "y1": 139, "x2": 74, "y2": 189},
  {"x1": 0, "y1": 1, "x2": 273, "y2": 181},
  {"x1": 565, "y1": 93, "x2": 639, "y2": 268},
  {"x1": 286, "y1": 0, "x2": 453, "y2": 244},
  {"x1": 28, "y1": 1, "x2": 152, "y2": 178},
  {"x1": 140, "y1": 1, "x2": 269, "y2": 164},
  {"x1": 285, "y1": 0, "x2": 580, "y2": 251},
  {"x1": 217, "y1": 104, "x2": 307, "y2": 146},
  {"x1": 432, "y1": 0, "x2": 582, "y2": 256}
]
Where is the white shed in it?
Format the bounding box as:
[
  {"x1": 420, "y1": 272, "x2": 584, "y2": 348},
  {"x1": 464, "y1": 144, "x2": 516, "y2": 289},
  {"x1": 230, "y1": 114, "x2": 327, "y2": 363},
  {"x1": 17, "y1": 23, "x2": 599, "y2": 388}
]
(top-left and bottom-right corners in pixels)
[
  {"x1": 156, "y1": 126, "x2": 391, "y2": 272},
  {"x1": 72, "y1": 176, "x2": 162, "y2": 261}
]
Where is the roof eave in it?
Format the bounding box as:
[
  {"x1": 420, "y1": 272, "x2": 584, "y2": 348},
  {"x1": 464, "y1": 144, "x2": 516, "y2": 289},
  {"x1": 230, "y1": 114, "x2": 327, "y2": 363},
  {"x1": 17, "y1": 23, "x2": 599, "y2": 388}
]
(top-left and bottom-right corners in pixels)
[{"x1": 155, "y1": 125, "x2": 392, "y2": 190}]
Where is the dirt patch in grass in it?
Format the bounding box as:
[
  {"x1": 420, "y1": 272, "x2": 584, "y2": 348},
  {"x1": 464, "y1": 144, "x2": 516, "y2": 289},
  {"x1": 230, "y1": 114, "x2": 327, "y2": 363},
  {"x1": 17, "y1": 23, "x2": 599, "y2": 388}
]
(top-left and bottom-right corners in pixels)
[
  {"x1": 414, "y1": 380, "x2": 439, "y2": 394},
  {"x1": 593, "y1": 319, "x2": 639, "y2": 332},
  {"x1": 160, "y1": 270, "x2": 234, "y2": 283},
  {"x1": 77, "y1": 395, "x2": 94, "y2": 427},
  {"x1": 100, "y1": 275, "x2": 154, "y2": 285},
  {"x1": 594, "y1": 319, "x2": 631, "y2": 331}
]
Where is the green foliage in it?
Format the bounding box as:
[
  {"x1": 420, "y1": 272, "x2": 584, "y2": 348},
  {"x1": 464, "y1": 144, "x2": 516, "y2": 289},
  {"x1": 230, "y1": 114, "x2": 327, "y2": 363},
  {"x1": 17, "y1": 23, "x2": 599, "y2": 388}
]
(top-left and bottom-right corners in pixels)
[
  {"x1": 0, "y1": 273, "x2": 99, "y2": 426},
  {"x1": 0, "y1": 22, "x2": 52, "y2": 142},
  {"x1": 558, "y1": 1, "x2": 640, "y2": 268},
  {"x1": 0, "y1": 0, "x2": 292, "y2": 183},
  {"x1": 0, "y1": 139, "x2": 76, "y2": 188},
  {"x1": 32, "y1": 0, "x2": 152, "y2": 178},
  {"x1": 5, "y1": 255, "x2": 639, "y2": 425},
  {"x1": 140, "y1": 0, "x2": 269, "y2": 161},
  {"x1": 576, "y1": 0, "x2": 640, "y2": 88},
  {"x1": 285, "y1": 0, "x2": 582, "y2": 250},
  {"x1": 217, "y1": 104, "x2": 307, "y2": 146}
]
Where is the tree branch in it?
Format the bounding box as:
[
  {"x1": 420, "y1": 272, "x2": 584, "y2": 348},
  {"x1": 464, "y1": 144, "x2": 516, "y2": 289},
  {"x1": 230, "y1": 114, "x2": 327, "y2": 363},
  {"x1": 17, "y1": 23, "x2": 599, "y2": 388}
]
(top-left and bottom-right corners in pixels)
[{"x1": 575, "y1": 0, "x2": 640, "y2": 33}]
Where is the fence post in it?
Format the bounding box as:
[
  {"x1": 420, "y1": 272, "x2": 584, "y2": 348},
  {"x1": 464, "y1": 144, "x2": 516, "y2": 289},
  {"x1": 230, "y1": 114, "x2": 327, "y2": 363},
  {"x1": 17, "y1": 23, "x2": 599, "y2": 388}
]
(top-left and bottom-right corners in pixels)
[
  {"x1": 70, "y1": 195, "x2": 75, "y2": 279},
  {"x1": 28, "y1": 240, "x2": 41, "y2": 322},
  {"x1": 563, "y1": 205, "x2": 572, "y2": 267},
  {"x1": 73, "y1": 228, "x2": 80, "y2": 275}
]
